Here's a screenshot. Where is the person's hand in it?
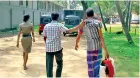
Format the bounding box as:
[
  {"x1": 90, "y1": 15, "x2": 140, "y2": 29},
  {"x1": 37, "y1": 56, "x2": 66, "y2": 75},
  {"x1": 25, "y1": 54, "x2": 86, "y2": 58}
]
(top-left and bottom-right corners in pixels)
[
  {"x1": 16, "y1": 42, "x2": 19, "y2": 48},
  {"x1": 33, "y1": 38, "x2": 35, "y2": 42},
  {"x1": 105, "y1": 50, "x2": 109, "y2": 59},
  {"x1": 67, "y1": 29, "x2": 72, "y2": 33},
  {"x1": 75, "y1": 44, "x2": 79, "y2": 50}
]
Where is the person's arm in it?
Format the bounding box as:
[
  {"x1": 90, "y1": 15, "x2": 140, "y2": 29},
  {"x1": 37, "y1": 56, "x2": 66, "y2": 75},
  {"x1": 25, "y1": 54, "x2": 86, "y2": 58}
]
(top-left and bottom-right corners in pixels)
[
  {"x1": 59, "y1": 23, "x2": 68, "y2": 33},
  {"x1": 31, "y1": 25, "x2": 35, "y2": 42},
  {"x1": 68, "y1": 20, "x2": 85, "y2": 33},
  {"x1": 43, "y1": 26, "x2": 47, "y2": 43},
  {"x1": 44, "y1": 36, "x2": 47, "y2": 42},
  {"x1": 98, "y1": 28, "x2": 109, "y2": 58},
  {"x1": 16, "y1": 25, "x2": 21, "y2": 48},
  {"x1": 75, "y1": 29, "x2": 83, "y2": 50}
]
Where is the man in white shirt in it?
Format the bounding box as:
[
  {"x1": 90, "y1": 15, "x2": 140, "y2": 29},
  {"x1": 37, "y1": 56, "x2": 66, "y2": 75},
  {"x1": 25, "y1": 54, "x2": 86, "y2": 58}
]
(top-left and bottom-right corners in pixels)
[{"x1": 43, "y1": 13, "x2": 68, "y2": 77}]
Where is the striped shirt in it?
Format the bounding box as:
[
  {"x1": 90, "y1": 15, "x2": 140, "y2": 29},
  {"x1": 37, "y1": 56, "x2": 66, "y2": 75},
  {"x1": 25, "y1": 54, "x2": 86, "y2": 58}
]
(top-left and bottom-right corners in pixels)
[
  {"x1": 81, "y1": 18, "x2": 102, "y2": 51},
  {"x1": 43, "y1": 21, "x2": 68, "y2": 52}
]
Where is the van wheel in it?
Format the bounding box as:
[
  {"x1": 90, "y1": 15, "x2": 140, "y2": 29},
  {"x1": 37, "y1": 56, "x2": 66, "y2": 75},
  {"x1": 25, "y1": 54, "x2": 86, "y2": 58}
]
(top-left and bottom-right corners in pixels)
[
  {"x1": 63, "y1": 32, "x2": 66, "y2": 36},
  {"x1": 39, "y1": 31, "x2": 42, "y2": 35}
]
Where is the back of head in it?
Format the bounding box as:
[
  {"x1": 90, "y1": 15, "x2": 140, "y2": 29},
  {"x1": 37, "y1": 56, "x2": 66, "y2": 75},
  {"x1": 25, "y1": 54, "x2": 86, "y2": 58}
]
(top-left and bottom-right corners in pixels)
[
  {"x1": 86, "y1": 8, "x2": 94, "y2": 17},
  {"x1": 23, "y1": 14, "x2": 30, "y2": 22},
  {"x1": 51, "y1": 12, "x2": 59, "y2": 21}
]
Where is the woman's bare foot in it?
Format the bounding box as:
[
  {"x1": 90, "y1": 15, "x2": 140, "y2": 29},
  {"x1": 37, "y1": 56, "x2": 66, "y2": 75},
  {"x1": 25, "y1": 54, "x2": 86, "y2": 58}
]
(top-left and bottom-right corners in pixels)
[
  {"x1": 23, "y1": 64, "x2": 28, "y2": 70},
  {"x1": 23, "y1": 66, "x2": 28, "y2": 70}
]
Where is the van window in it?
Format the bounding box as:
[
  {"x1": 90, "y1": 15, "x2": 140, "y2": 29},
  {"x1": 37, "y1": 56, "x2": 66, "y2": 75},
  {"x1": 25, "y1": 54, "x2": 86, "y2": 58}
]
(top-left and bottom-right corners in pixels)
[
  {"x1": 65, "y1": 19, "x2": 80, "y2": 25},
  {"x1": 40, "y1": 17, "x2": 52, "y2": 24}
]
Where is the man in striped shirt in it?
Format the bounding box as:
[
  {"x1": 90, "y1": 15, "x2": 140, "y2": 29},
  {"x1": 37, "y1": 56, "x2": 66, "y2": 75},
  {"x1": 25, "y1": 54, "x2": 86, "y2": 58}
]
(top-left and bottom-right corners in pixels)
[
  {"x1": 68, "y1": 8, "x2": 109, "y2": 77},
  {"x1": 43, "y1": 13, "x2": 68, "y2": 77}
]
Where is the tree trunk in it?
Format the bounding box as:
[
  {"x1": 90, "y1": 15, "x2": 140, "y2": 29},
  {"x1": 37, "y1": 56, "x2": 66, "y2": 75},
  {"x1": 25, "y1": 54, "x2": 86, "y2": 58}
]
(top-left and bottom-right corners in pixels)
[
  {"x1": 97, "y1": 2, "x2": 108, "y2": 31},
  {"x1": 81, "y1": 1, "x2": 88, "y2": 19},
  {"x1": 128, "y1": 13, "x2": 132, "y2": 31},
  {"x1": 124, "y1": 1, "x2": 132, "y2": 31},
  {"x1": 115, "y1": 1, "x2": 134, "y2": 44},
  {"x1": 128, "y1": 1, "x2": 132, "y2": 31}
]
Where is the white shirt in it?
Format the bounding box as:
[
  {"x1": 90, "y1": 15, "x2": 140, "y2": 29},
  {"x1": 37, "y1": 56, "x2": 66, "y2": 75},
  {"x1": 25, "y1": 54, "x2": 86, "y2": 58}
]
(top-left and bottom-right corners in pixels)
[{"x1": 43, "y1": 21, "x2": 68, "y2": 52}]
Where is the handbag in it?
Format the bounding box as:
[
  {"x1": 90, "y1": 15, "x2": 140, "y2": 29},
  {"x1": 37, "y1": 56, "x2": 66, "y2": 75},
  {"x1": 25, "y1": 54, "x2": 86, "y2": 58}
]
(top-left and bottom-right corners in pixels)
[{"x1": 99, "y1": 57, "x2": 115, "y2": 77}]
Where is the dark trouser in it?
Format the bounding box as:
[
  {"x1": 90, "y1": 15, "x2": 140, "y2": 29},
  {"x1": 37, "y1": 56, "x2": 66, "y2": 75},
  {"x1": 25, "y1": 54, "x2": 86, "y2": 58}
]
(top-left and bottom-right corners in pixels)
[{"x1": 46, "y1": 49, "x2": 63, "y2": 78}]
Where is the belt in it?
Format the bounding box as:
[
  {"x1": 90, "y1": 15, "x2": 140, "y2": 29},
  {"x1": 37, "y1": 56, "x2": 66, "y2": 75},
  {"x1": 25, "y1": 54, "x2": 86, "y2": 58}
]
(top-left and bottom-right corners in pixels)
[{"x1": 22, "y1": 34, "x2": 31, "y2": 37}]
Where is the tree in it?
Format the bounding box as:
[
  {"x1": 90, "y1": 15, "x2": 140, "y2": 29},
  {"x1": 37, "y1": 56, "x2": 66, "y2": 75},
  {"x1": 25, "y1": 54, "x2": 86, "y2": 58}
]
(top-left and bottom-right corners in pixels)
[
  {"x1": 81, "y1": 1, "x2": 88, "y2": 12},
  {"x1": 96, "y1": 1, "x2": 116, "y2": 18},
  {"x1": 125, "y1": 1, "x2": 132, "y2": 31},
  {"x1": 80, "y1": 1, "x2": 108, "y2": 31},
  {"x1": 55, "y1": 1, "x2": 67, "y2": 9},
  {"x1": 70, "y1": 1, "x2": 79, "y2": 9},
  {"x1": 81, "y1": 1, "x2": 88, "y2": 19},
  {"x1": 80, "y1": 1, "x2": 135, "y2": 44},
  {"x1": 96, "y1": 2, "x2": 107, "y2": 31},
  {"x1": 115, "y1": 1, "x2": 134, "y2": 44}
]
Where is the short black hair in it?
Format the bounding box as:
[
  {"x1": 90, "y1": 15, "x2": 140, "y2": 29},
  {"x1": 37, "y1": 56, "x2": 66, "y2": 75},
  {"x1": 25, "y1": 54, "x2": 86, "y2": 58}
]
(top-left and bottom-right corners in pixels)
[
  {"x1": 86, "y1": 8, "x2": 94, "y2": 17},
  {"x1": 23, "y1": 14, "x2": 30, "y2": 22},
  {"x1": 51, "y1": 13, "x2": 59, "y2": 20}
]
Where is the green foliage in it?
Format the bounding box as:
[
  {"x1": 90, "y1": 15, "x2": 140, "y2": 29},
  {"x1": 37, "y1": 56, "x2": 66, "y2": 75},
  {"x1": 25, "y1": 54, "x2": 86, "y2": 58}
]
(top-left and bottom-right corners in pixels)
[
  {"x1": 54, "y1": 1, "x2": 67, "y2": 8},
  {"x1": 86, "y1": 1, "x2": 94, "y2": 8},
  {"x1": 117, "y1": 1, "x2": 139, "y2": 15},
  {"x1": 71, "y1": 1, "x2": 138, "y2": 15},
  {"x1": 70, "y1": 1, "x2": 80, "y2": 9},
  {"x1": 132, "y1": 1, "x2": 139, "y2": 14},
  {"x1": 94, "y1": 1, "x2": 117, "y2": 17}
]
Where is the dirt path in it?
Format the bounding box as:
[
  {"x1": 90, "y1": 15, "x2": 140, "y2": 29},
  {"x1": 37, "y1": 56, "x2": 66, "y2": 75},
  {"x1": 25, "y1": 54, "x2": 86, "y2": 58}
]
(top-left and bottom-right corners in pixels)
[{"x1": 0, "y1": 33, "x2": 88, "y2": 78}]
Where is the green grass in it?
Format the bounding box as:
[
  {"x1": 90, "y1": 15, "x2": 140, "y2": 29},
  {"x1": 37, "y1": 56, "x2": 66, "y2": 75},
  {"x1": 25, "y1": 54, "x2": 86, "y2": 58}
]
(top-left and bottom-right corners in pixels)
[
  {"x1": 103, "y1": 27, "x2": 139, "y2": 77},
  {"x1": 34, "y1": 25, "x2": 139, "y2": 77},
  {"x1": 34, "y1": 25, "x2": 39, "y2": 32},
  {"x1": 104, "y1": 25, "x2": 139, "y2": 35}
]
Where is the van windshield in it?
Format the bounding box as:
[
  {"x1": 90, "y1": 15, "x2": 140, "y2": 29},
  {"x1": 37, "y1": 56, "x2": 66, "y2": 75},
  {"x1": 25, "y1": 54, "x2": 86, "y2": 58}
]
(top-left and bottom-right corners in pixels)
[
  {"x1": 40, "y1": 17, "x2": 52, "y2": 24},
  {"x1": 65, "y1": 19, "x2": 80, "y2": 25}
]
